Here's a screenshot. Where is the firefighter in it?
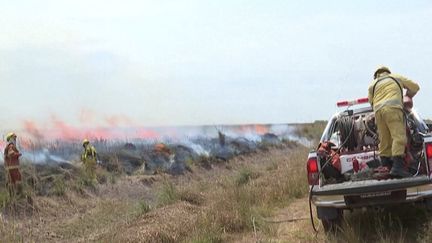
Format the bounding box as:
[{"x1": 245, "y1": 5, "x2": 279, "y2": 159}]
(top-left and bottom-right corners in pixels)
[
  {"x1": 368, "y1": 66, "x2": 420, "y2": 178},
  {"x1": 81, "y1": 139, "x2": 98, "y2": 182},
  {"x1": 3, "y1": 132, "x2": 23, "y2": 196}
]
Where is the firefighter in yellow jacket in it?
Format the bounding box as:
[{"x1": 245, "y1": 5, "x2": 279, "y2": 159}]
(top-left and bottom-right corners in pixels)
[
  {"x1": 81, "y1": 139, "x2": 97, "y2": 181},
  {"x1": 368, "y1": 66, "x2": 420, "y2": 178}
]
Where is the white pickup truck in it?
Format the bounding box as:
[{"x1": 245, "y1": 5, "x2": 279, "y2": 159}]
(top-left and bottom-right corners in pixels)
[{"x1": 307, "y1": 98, "x2": 432, "y2": 231}]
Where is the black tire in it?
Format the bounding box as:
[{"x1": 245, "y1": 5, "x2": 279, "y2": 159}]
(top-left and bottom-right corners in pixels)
[
  {"x1": 316, "y1": 207, "x2": 343, "y2": 233},
  {"x1": 425, "y1": 198, "x2": 432, "y2": 211},
  {"x1": 321, "y1": 216, "x2": 342, "y2": 233}
]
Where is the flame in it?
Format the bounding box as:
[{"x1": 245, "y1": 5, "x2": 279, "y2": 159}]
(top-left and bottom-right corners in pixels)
[
  {"x1": 83, "y1": 128, "x2": 111, "y2": 140},
  {"x1": 254, "y1": 125, "x2": 269, "y2": 135},
  {"x1": 137, "y1": 128, "x2": 159, "y2": 139},
  {"x1": 50, "y1": 115, "x2": 82, "y2": 140},
  {"x1": 234, "y1": 124, "x2": 269, "y2": 135},
  {"x1": 19, "y1": 138, "x2": 37, "y2": 150},
  {"x1": 0, "y1": 140, "x2": 6, "y2": 151},
  {"x1": 20, "y1": 114, "x2": 272, "y2": 143},
  {"x1": 23, "y1": 120, "x2": 44, "y2": 140}
]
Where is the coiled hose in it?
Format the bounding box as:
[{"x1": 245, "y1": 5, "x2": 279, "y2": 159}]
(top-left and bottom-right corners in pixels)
[{"x1": 336, "y1": 116, "x2": 357, "y2": 150}]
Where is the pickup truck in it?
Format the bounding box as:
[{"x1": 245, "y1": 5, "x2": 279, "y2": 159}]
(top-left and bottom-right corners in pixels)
[{"x1": 307, "y1": 98, "x2": 432, "y2": 231}]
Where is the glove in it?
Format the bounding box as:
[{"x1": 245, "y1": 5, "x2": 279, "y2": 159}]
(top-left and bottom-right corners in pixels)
[{"x1": 403, "y1": 95, "x2": 413, "y2": 111}]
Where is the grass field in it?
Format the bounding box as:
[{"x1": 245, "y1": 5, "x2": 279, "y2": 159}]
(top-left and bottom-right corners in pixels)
[{"x1": 1, "y1": 122, "x2": 432, "y2": 242}]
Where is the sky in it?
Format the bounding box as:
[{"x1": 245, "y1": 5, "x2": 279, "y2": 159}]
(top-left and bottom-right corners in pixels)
[{"x1": 0, "y1": 0, "x2": 431, "y2": 131}]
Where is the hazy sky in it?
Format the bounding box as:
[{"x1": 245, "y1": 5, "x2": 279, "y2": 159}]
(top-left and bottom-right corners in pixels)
[{"x1": 1, "y1": 0, "x2": 431, "y2": 130}]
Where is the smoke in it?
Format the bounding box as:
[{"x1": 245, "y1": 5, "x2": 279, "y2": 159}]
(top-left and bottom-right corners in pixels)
[
  {"x1": 79, "y1": 108, "x2": 97, "y2": 125},
  {"x1": 0, "y1": 112, "x2": 313, "y2": 165},
  {"x1": 21, "y1": 149, "x2": 70, "y2": 164},
  {"x1": 18, "y1": 115, "x2": 309, "y2": 145},
  {"x1": 105, "y1": 114, "x2": 134, "y2": 127}
]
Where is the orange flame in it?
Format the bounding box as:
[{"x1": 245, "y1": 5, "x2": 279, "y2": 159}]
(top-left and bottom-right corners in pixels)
[
  {"x1": 50, "y1": 115, "x2": 82, "y2": 140},
  {"x1": 254, "y1": 125, "x2": 269, "y2": 135},
  {"x1": 23, "y1": 120, "x2": 44, "y2": 140},
  {"x1": 137, "y1": 128, "x2": 159, "y2": 139}
]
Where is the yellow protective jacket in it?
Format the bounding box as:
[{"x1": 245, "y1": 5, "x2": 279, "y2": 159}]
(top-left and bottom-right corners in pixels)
[
  {"x1": 368, "y1": 73, "x2": 419, "y2": 112},
  {"x1": 81, "y1": 145, "x2": 97, "y2": 163}
]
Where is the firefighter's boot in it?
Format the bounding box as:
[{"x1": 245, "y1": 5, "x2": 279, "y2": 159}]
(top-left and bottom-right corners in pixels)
[
  {"x1": 390, "y1": 156, "x2": 411, "y2": 178},
  {"x1": 380, "y1": 156, "x2": 393, "y2": 169}
]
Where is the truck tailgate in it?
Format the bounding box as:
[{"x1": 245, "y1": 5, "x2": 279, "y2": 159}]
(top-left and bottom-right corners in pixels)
[{"x1": 313, "y1": 175, "x2": 431, "y2": 196}]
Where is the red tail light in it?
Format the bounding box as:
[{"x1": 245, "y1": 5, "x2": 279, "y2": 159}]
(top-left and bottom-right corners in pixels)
[
  {"x1": 307, "y1": 157, "x2": 319, "y2": 185},
  {"x1": 426, "y1": 143, "x2": 432, "y2": 159},
  {"x1": 425, "y1": 143, "x2": 432, "y2": 175}
]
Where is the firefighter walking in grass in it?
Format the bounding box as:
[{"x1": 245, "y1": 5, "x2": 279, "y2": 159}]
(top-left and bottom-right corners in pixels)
[
  {"x1": 4, "y1": 132, "x2": 23, "y2": 196},
  {"x1": 368, "y1": 66, "x2": 420, "y2": 178},
  {"x1": 81, "y1": 139, "x2": 98, "y2": 182}
]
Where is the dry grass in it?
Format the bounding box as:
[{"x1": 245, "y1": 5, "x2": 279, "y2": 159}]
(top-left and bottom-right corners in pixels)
[
  {"x1": 53, "y1": 200, "x2": 135, "y2": 241},
  {"x1": 89, "y1": 145, "x2": 310, "y2": 242},
  {"x1": 180, "y1": 146, "x2": 310, "y2": 241},
  {"x1": 103, "y1": 201, "x2": 201, "y2": 243},
  {"x1": 7, "y1": 139, "x2": 432, "y2": 242},
  {"x1": 325, "y1": 205, "x2": 432, "y2": 243}
]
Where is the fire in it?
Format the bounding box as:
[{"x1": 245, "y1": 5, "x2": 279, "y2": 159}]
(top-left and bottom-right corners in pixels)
[
  {"x1": 137, "y1": 128, "x2": 159, "y2": 139},
  {"x1": 20, "y1": 114, "x2": 162, "y2": 141},
  {"x1": 83, "y1": 128, "x2": 112, "y2": 140},
  {"x1": 235, "y1": 124, "x2": 269, "y2": 135},
  {"x1": 0, "y1": 140, "x2": 6, "y2": 151},
  {"x1": 254, "y1": 125, "x2": 269, "y2": 135},
  {"x1": 23, "y1": 120, "x2": 44, "y2": 140},
  {"x1": 19, "y1": 138, "x2": 38, "y2": 150},
  {"x1": 50, "y1": 115, "x2": 80, "y2": 140}
]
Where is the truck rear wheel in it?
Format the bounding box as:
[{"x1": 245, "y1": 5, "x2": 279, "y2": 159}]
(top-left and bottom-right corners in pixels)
[
  {"x1": 321, "y1": 217, "x2": 342, "y2": 232},
  {"x1": 317, "y1": 207, "x2": 343, "y2": 232},
  {"x1": 425, "y1": 198, "x2": 432, "y2": 211}
]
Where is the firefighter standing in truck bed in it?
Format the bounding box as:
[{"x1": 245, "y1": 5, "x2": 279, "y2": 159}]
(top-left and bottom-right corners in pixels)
[{"x1": 368, "y1": 66, "x2": 420, "y2": 178}]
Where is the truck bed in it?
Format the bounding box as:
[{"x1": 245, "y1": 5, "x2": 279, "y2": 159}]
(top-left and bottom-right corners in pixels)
[{"x1": 313, "y1": 175, "x2": 431, "y2": 196}]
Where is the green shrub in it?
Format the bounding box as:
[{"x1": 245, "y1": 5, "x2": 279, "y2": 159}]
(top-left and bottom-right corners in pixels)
[
  {"x1": 137, "y1": 200, "x2": 151, "y2": 214},
  {"x1": 235, "y1": 168, "x2": 259, "y2": 186},
  {"x1": 0, "y1": 189, "x2": 10, "y2": 208},
  {"x1": 52, "y1": 176, "x2": 66, "y2": 196}
]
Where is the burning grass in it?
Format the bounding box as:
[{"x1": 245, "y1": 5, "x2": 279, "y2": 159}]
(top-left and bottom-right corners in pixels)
[{"x1": 3, "y1": 132, "x2": 432, "y2": 242}]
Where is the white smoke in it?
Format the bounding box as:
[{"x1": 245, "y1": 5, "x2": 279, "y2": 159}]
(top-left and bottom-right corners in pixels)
[{"x1": 22, "y1": 148, "x2": 70, "y2": 164}]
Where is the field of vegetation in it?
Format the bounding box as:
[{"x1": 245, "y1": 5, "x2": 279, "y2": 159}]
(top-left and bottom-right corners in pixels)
[{"x1": 1, "y1": 122, "x2": 432, "y2": 242}]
